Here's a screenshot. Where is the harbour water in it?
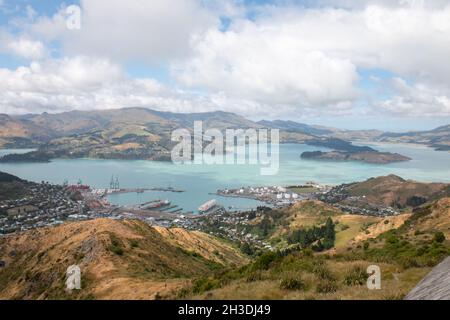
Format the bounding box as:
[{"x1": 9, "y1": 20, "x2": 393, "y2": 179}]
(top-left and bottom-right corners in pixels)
[{"x1": 1, "y1": 143, "x2": 449, "y2": 213}]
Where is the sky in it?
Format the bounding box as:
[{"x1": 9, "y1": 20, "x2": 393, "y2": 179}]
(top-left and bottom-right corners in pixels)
[{"x1": 0, "y1": 0, "x2": 450, "y2": 131}]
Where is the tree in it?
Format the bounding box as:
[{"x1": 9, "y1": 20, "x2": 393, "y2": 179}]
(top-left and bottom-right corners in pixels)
[
  {"x1": 240, "y1": 242, "x2": 254, "y2": 256},
  {"x1": 363, "y1": 241, "x2": 370, "y2": 250},
  {"x1": 324, "y1": 218, "x2": 335, "y2": 242},
  {"x1": 433, "y1": 232, "x2": 446, "y2": 243},
  {"x1": 259, "y1": 216, "x2": 272, "y2": 237}
]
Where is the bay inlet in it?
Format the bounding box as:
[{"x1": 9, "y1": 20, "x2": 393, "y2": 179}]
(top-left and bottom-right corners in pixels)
[{"x1": 1, "y1": 143, "x2": 449, "y2": 213}]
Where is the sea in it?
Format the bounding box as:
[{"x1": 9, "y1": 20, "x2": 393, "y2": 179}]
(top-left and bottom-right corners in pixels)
[{"x1": 1, "y1": 143, "x2": 449, "y2": 213}]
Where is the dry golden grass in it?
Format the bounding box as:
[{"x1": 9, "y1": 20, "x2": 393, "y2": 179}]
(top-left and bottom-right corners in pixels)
[
  {"x1": 271, "y1": 201, "x2": 383, "y2": 249},
  {"x1": 191, "y1": 260, "x2": 431, "y2": 300},
  {"x1": 93, "y1": 277, "x2": 186, "y2": 300},
  {"x1": 406, "y1": 198, "x2": 450, "y2": 239},
  {"x1": 154, "y1": 227, "x2": 248, "y2": 266},
  {"x1": 352, "y1": 214, "x2": 411, "y2": 243},
  {"x1": 289, "y1": 202, "x2": 340, "y2": 225},
  {"x1": 112, "y1": 143, "x2": 142, "y2": 151},
  {"x1": 0, "y1": 121, "x2": 30, "y2": 138},
  {"x1": 334, "y1": 215, "x2": 382, "y2": 249},
  {"x1": 0, "y1": 219, "x2": 246, "y2": 300}
]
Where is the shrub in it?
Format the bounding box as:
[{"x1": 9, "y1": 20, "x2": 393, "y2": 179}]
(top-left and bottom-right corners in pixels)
[
  {"x1": 433, "y1": 232, "x2": 446, "y2": 243},
  {"x1": 192, "y1": 277, "x2": 221, "y2": 294},
  {"x1": 108, "y1": 236, "x2": 124, "y2": 256},
  {"x1": 343, "y1": 265, "x2": 368, "y2": 286},
  {"x1": 154, "y1": 292, "x2": 162, "y2": 300},
  {"x1": 316, "y1": 279, "x2": 338, "y2": 293},
  {"x1": 280, "y1": 277, "x2": 306, "y2": 291},
  {"x1": 240, "y1": 242, "x2": 254, "y2": 256},
  {"x1": 312, "y1": 264, "x2": 335, "y2": 281},
  {"x1": 246, "y1": 271, "x2": 264, "y2": 282},
  {"x1": 109, "y1": 246, "x2": 124, "y2": 256},
  {"x1": 399, "y1": 257, "x2": 419, "y2": 269},
  {"x1": 386, "y1": 233, "x2": 399, "y2": 244},
  {"x1": 253, "y1": 251, "x2": 279, "y2": 270},
  {"x1": 130, "y1": 240, "x2": 139, "y2": 248}
]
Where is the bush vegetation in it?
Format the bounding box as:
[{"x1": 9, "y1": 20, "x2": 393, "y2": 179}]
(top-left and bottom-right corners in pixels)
[
  {"x1": 343, "y1": 265, "x2": 368, "y2": 286},
  {"x1": 287, "y1": 217, "x2": 336, "y2": 251}
]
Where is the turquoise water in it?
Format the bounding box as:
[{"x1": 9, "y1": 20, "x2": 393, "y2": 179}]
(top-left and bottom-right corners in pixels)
[{"x1": 0, "y1": 143, "x2": 449, "y2": 213}]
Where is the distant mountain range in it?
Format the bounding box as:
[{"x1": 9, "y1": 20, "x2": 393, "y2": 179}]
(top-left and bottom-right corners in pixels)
[
  {"x1": 259, "y1": 119, "x2": 450, "y2": 151},
  {"x1": 257, "y1": 120, "x2": 332, "y2": 136},
  {"x1": 0, "y1": 108, "x2": 448, "y2": 163},
  {"x1": 378, "y1": 125, "x2": 450, "y2": 151}
]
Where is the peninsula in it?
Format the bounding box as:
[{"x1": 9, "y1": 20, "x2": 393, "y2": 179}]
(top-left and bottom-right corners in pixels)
[{"x1": 301, "y1": 138, "x2": 411, "y2": 164}]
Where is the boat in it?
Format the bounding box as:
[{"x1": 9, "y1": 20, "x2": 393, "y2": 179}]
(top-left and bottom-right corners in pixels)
[
  {"x1": 198, "y1": 199, "x2": 218, "y2": 214},
  {"x1": 141, "y1": 199, "x2": 170, "y2": 210}
]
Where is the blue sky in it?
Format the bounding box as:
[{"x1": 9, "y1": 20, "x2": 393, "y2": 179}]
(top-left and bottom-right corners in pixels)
[{"x1": 0, "y1": 0, "x2": 449, "y2": 131}]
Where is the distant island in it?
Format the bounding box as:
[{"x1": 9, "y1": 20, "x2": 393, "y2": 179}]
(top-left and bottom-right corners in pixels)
[
  {"x1": 0, "y1": 151, "x2": 52, "y2": 163},
  {"x1": 301, "y1": 150, "x2": 411, "y2": 164},
  {"x1": 301, "y1": 138, "x2": 411, "y2": 164}
]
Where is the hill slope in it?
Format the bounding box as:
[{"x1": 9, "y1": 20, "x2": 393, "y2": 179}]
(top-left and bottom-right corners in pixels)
[
  {"x1": 320, "y1": 175, "x2": 450, "y2": 213},
  {"x1": 0, "y1": 171, "x2": 30, "y2": 201},
  {"x1": 257, "y1": 120, "x2": 332, "y2": 136},
  {"x1": 345, "y1": 175, "x2": 449, "y2": 208},
  {"x1": 0, "y1": 218, "x2": 246, "y2": 300},
  {"x1": 379, "y1": 125, "x2": 450, "y2": 151},
  {"x1": 176, "y1": 197, "x2": 449, "y2": 300}
]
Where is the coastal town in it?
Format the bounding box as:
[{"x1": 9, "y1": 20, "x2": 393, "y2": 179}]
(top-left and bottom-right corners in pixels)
[
  {"x1": 0, "y1": 174, "x2": 318, "y2": 235},
  {"x1": 318, "y1": 183, "x2": 401, "y2": 216},
  {"x1": 216, "y1": 183, "x2": 330, "y2": 207},
  {"x1": 186, "y1": 208, "x2": 275, "y2": 251},
  {"x1": 0, "y1": 182, "x2": 85, "y2": 234},
  {"x1": 0, "y1": 173, "x2": 403, "y2": 240}
]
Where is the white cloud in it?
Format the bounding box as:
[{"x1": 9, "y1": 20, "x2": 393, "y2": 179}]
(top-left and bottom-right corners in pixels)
[
  {"x1": 29, "y1": 0, "x2": 218, "y2": 64},
  {"x1": 0, "y1": 30, "x2": 47, "y2": 60},
  {"x1": 6, "y1": 38, "x2": 46, "y2": 60},
  {"x1": 0, "y1": 56, "x2": 262, "y2": 116},
  {"x1": 173, "y1": 23, "x2": 359, "y2": 107},
  {"x1": 1, "y1": 0, "x2": 450, "y2": 121},
  {"x1": 376, "y1": 77, "x2": 450, "y2": 117},
  {"x1": 0, "y1": 57, "x2": 162, "y2": 113},
  {"x1": 173, "y1": 3, "x2": 450, "y2": 116}
]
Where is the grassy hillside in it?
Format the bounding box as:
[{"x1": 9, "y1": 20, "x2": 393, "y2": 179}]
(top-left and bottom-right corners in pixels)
[
  {"x1": 1, "y1": 108, "x2": 283, "y2": 161},
  {"x1": 258, "y1": 120, "x2": 332, "y2": 135},
  {"x1": 1, "y1": 109, "x2": 448, "y2": 153},
  {"x1": 175, "y1": 198, "x2": 449, "y2": 300},
  {"x1": 242, "y1": 201, "x2": 395, "y2": 251},
  {"x1": 0, "y1": 219, "x2": 246, "y2": 300},
  {"x1": 0, "y1": 195, "x2": 448, "y2": 300},
  {"x1": 379, "y1": 125, "x2": 450, "y2": 151},
  {"x1": 0, "y1": 171, "x2": 30, "y2": 201},
  {"x1": 345, "y1": 175, "x2": 449, "y2": 208}
]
